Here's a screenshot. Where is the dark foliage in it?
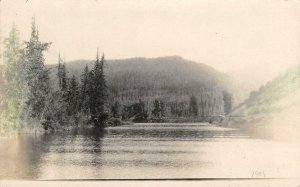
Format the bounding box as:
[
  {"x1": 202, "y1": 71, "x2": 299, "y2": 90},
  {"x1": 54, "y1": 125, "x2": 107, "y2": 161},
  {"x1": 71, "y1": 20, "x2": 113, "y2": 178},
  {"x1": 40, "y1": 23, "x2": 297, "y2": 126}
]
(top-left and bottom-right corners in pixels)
[
  {"x1": 189, "y1": 95, "x2": 198, "y2": 117},
  {"x1": 122, "y1": 100, "x2": 148, "y2": 122}
]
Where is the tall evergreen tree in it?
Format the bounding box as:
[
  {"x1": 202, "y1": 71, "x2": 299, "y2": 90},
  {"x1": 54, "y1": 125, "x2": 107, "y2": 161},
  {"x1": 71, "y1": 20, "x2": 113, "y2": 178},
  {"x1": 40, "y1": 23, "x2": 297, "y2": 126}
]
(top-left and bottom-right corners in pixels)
[
  {"x1": 57, "y1": 53, "x2": 63, "y2": 89},
  {"x1": 89, "y1": 50, "x2": 108, "y2": 126},
  {"x1": 79, "y1": 65, "x2": 90, "y2": 117},
  {"x1": 57, "y1": 75, "x2": 80, "y2": 126},
  {"x1": 52, "y1": 54, "x2": 69, "y2": 127},
  {"x1": 100, "y1": 53, "x2": 107, "y2": 99},
  {"x1": 61, "y1": 62, "x2": 68, "y2": 93},
  {"x1": 87, "y1": 70, "x2": 95, "y2": 119},
  {"x1": 57, "y1": 54, "x2": 68, "y2": 93},
  {"x1": 23, "y1": 17, "x2": 51, "y2": 125},
  {"x1": 67, "y1": 75, "x2": 80, "y2": 116}
]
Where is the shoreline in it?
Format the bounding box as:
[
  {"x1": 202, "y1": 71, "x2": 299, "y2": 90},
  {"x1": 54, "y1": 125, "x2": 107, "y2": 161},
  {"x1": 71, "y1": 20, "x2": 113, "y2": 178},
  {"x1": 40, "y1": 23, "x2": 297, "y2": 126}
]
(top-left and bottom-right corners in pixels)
[{"x1": 0, "y1": 120, "x2": 222, "y2": 138}]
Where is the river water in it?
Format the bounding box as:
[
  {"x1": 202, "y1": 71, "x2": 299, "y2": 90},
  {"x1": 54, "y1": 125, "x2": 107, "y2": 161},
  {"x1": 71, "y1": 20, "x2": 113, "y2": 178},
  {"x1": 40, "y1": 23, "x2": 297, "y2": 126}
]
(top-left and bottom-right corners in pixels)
[{"x1": 0, "y1": 123, "x2": 299, "y2": 179}]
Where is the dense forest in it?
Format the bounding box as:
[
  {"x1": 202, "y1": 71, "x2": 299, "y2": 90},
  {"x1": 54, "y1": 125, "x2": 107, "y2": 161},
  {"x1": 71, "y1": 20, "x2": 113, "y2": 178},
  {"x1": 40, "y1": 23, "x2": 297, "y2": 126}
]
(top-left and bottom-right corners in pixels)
[
  {"x1": 0, "y1": 19, "x2": 234, "y2": 134},
  {"x1": 49, "y1": 57, "x2": 237, "y2": 122},
  {"x1": 49, "y1": 56, "x2": 235, "y2": 122}
]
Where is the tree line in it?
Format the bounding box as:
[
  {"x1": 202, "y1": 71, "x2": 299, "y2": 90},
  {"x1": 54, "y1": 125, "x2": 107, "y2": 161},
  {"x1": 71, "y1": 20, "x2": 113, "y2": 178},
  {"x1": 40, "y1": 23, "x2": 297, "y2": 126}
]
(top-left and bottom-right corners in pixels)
[
  {"x1": 0, "y1": 19, "x2": 108, "y2": 132},
  {"x1": 0, "y1": 19, "x2": 233, "y2": 134}
]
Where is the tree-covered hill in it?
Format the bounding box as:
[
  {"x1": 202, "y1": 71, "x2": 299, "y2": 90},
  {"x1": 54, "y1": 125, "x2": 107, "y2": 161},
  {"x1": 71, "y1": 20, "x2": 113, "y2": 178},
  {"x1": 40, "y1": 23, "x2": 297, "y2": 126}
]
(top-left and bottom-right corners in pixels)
[
  {"x1": 231, "y1": 65, "x2": 300, "y2": 116},
  {"x1": 227, "y1": 65, "x2": 300, "y2": 140},
  {"x1": 48, "y1": 56, "x2": 247, "y2": 120}
]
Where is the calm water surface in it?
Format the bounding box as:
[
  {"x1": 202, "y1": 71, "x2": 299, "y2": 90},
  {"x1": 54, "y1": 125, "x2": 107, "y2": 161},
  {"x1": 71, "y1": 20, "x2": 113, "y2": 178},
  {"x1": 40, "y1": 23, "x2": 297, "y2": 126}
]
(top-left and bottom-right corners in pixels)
[{"x1": 0, "y1": 123, "x2": 299, "y2": 179}]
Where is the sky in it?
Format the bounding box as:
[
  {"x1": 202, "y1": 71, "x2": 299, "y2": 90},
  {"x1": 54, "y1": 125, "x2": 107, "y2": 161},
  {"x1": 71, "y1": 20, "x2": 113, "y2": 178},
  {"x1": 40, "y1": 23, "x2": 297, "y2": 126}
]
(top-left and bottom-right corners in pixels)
[{"x1": 1, "y1": 0, "x2": 300, "y2": 85}]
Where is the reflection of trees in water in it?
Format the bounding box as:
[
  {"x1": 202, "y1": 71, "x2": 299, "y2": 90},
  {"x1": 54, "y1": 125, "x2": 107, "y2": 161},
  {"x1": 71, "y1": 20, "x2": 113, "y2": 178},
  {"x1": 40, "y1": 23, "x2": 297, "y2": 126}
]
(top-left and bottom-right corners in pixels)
[
  {"x1": 0, "y1": 125, "x2": 246, "y2": 179},
  {"x1": 107, "y1": 128, "x2": 240, "y2": 139},
  {"x1": 0, "y1": 128, "x2": 108, "y2": 179},
  {"x1": 58, "y1": 128, "x2": 107, "y2": 168},
  {"x1": 25, "y1": 133, "x2": 58, "y2": 179},
  {"x1": 0, "y1": 133, "x2": 58, "y2": 179}
]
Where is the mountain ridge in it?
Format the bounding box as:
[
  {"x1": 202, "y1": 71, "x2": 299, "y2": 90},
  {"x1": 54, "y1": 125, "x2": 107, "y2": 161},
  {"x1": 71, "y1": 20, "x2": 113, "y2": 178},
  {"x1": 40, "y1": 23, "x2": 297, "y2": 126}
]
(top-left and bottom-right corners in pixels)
[{"x1": 48, "y1": 55, "x2": 252, "y2": 107}]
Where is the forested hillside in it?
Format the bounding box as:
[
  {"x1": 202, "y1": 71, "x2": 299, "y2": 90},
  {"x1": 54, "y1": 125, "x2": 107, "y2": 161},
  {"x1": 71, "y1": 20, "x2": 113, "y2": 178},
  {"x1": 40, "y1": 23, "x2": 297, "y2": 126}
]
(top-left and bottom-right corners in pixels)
[
  {"x1": 49, "y1": 56, "x2": 240, "y2": 121},
  {"x1": 231, "y1": 65, "x2": 300, "y2": 116},
  {"x1": 227, "y1": 65, "x2": 300, "y2": 139}
]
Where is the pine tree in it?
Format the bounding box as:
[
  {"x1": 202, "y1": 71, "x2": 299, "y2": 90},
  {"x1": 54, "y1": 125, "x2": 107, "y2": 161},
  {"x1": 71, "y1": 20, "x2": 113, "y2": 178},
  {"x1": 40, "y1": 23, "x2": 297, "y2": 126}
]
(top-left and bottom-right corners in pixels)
[
  {"x1": 67, "y1": 76, "x2": 80, "y2": 118},
  {"x1": 57, "y1": 53, "x2": 63, "y2": 89},
  {"x1": 53, "y1": 54, "x2": 69, "y2": 127},
  {"x1": 23, "y1": 17, "x2": 51, "y2": 125},
  {"x1": 57, "y1": 54, "x2": 68, "y2": 93},
  {"x1": 89, "y1": 51, "x2": 108, "y2": 126},
  {"x1": 100, "y1": 53, "x2": 107, "y2": 99},
  {"x1": 79, "y1": 65, "x2": 90, "y2": 117},
  {"x1": 87, "y1": 70, "x2": 95, "y2": 119},
  {"x1": 61, "y1": 62, "x2": 68, "y2": 93}
]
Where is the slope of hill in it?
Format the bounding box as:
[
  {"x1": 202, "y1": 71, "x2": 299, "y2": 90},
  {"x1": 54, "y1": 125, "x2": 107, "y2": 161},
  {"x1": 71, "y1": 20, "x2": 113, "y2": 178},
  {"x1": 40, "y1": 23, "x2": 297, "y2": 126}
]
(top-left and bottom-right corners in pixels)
[
  {"x1": 228, "y1": 65, "x2": 300, "y2": 140},
  {"x1": 52, "y1": 56, "x2": 248, "y2": 101},
  {"x1": 231, "y1": 65, "x2": 300, "y2": 116},
  {"x1": 49, "y1": 56, "x2": 246, "y2": 119}
]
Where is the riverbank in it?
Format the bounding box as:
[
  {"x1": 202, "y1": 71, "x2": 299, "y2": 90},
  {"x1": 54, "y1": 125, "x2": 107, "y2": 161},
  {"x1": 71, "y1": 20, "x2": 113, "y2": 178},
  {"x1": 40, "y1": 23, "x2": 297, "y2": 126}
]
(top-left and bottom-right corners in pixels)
[
  {"x1": 219, "y1": 114, "x2": 300, "y2": 142},
  {"x1": 0, "y1": 118, "x2": 217, "y2": 138}
]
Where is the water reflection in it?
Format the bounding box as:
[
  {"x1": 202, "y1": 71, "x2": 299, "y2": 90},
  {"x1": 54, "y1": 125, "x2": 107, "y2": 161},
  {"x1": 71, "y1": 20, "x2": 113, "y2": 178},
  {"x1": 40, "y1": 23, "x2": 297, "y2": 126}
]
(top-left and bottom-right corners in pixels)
[
  {"x1": 0, "y1": 123, "x2": 299, "y2": 179},
  {"x1": 0, "y1": 133, "x2": 56, "y2": 179}
]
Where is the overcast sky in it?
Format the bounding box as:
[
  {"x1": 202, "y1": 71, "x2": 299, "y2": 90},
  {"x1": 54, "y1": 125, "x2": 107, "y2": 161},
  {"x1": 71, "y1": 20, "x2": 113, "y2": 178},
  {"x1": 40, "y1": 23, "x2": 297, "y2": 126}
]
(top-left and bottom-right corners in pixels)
[{"x1": 1, "y1": 0, "x2": 300, "y2": 84}]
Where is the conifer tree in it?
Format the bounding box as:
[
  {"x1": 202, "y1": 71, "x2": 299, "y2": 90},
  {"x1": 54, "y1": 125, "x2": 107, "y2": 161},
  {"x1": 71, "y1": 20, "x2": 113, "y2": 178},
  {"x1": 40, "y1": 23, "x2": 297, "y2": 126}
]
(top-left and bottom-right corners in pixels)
[
  {"x1": 23, "y1": 17, "x2": 51, "y2": 125},
  {"x1": 80, "y1": 65, "x2": 90, "y2": 117},
  {"x1": 57, "y1": 54, "x2": 68, "y2": 93},
  {"x1": 100, "y1": 53, "x2": 107, "y2": 100},
  {"x1": 57, "y1": 53, "x2": 63, "y2": 89},
  {"x1": 67, "y1": 75, "x2": 80, "y2": 116},
  {"x1": 89, "y1": 50, "x2": 108, "y2": 126},
  {"x1": 52, "y1": 53, "x2": 69, "y2": 127},
  {"x1": 61, "y1": 62, "x2": 68, "y2": 93}
]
